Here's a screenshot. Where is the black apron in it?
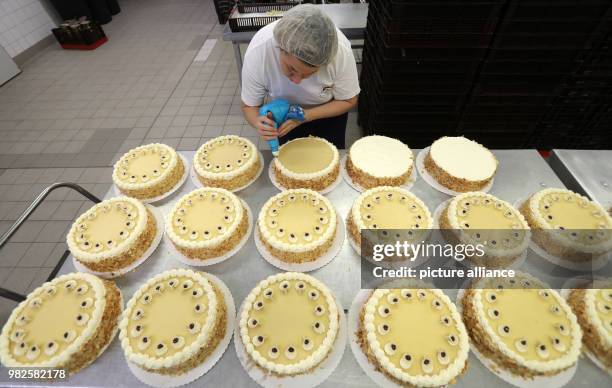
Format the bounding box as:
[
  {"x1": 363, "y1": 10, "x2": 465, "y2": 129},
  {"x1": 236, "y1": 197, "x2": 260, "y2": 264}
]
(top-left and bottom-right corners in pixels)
[{"x1": 278, "y1": 112, "x2": 348, "y2": 149}]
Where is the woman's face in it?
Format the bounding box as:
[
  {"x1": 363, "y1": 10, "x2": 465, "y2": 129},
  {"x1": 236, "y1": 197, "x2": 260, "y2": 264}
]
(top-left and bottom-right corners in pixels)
[{"x1": 279, "y1": 50, "x2": 319, "y2": 84}]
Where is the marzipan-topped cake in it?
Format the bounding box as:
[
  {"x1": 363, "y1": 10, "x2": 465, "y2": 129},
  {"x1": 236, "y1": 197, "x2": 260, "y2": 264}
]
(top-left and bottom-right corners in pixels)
[
  {"x1": 0, "y1": 273, "x2": 122, "y2": 374},
  {"x1": 113, "y1": 143, "x2": 185, "y2": 200},
  {"x1": 166, "y1": 188, "x2": 249, "y2": 260},
  {"x1": 239, "y1": 272, "x2": 340, "y2": 375},
  {"x1": 424, "y1": 136, "x2": 498, "y2": 192},
  {"x1": 273, "y1": 136, "x2": 339, "y2": 191},
  {"x1": 520, "y1": 188, "x2": 612, "y2": 262},
  {"x1": 347, "y1": 186, "x2": 432, "y2": 257},
  {"x1": 119, "y1": 269, "x2": 226, "y2": 376},
  {"x1": 193, "y1": 135, "x2": 261, "y2": 191},
  {"x1": 67, "y1": 197, "x2": 158, "y2": 273},
  {"x1": 358, "y1": 284, "x2": 469, "y2": 386},
  {"x1": 346, "y1": 135, "x2": 414, "y2": 189},
  {"x1": 440, "y1": 192, "x2": 530, "y2": 268},
  {"x1": 462, "y1": 273, "x2": 582, "y2": 379},
  {"x1": 567, "y1": 281, "x2": 611, "y2": 370},
  {"x1": 258, "y1": 189, "x2": 337, "y2": 263}
]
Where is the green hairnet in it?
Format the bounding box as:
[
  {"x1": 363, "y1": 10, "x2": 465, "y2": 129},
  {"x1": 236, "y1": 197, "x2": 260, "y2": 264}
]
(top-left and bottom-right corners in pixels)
[{"x1": 273, "y1": 4, "x2": 338, "y2": 67}]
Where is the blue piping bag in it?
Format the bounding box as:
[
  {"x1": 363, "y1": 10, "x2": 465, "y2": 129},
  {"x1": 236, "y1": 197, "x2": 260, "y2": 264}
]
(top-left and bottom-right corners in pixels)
[
  {"x1": 259, "y1": 100, "x2": 290, "y2": 156},
  {"x1": 267, "y1": 121, "x2": 280, "y2": 156}
]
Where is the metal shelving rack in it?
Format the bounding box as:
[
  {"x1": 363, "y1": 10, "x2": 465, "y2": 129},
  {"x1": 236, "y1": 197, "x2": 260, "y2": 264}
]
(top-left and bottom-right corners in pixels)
[
  {"x1": 0, "y1": 183, "x2": 101, "y2": 302},
  {"x1": 359, "y1": 0, "x2": 612, "y2": 149}
]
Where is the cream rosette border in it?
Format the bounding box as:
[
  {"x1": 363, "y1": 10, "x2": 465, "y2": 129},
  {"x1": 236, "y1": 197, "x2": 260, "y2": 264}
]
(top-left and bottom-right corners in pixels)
[
  {"x1": 471, "y1": 273, "x2": 582, "y2": 373},
  {"x1": 66, "y1": 196, "x2": 148, "y2": 263},
  {"x1": 119, "y1": 268, "x2": 218, "y2": 369},
  {"x1": 348, "y1": 136, "x2": 414, "y2": 179},
  {"x1": 193, "y1": 135, "x2": 258, "y2": 180},
  {"x1": 585, "y1": 288, "x2": 612, "y2": 348},
  {"x1": 447, "y1": 192, "x2": 531, "y2": 258},
  {"x1": 363, "y1": 287, "x2": 469, "y2": 387},
  {"x1": 258, "y1": 189, "x2": 337, "y2": 254},
  {"x1": 273, "y1": 137, "x2": 339, "y2": 180},
  {"x1": 0, "y1": 273, "x2": 107, "y2": 368},
  {"x1": 113, "y1": 143, "x2": 179, "y2": 191},
  {"x1": 239, "y1": 272, "x2": 339, "y2": 375},
  {"x1": 527, "y1": 188, "x2": 612, "y2": 254},
  {"x1": 351, "y1": 186, "x2": 433, "y2": 232},
  {"x1": 165, "y1": 187, "x2": 244, "y2": 250},
  {"x1": 429, "y1": 136, "x2": 498, "y2": 182}
]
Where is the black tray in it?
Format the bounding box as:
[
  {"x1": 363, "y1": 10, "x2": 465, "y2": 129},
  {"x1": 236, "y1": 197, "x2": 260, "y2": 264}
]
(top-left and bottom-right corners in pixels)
[
  {"x1": 480, "y1": 60, "x2": 580, "y2": 75},
  {"x1": 463, "y1": 103, "x2": 552, "y2": 115},
  {"x1": 498, "y1": 19, "x2": 608, "y2": 35},
  {"x1": 363, "y1": 49, "x2": 481, "y2": 75},
  {"x1": 529, "y1": 128, "x2": 611, "y2": 149},
  {"x1": 237, "y1": 2, "x2": 296, "y2": 13},
  {"x1": 492, "y1": 33, "x2": 599, "y2": 49},
  {"x1": 363, "y1": 126, "x2": 460, "y2": 144},
  {"x1": 213, "y1": 0, "x2": 233, "y2": 24},
  {"x1": 506, "y1": 1, "x2": 612, "y2": 20},
  {"x1": 366, "y1": 21, "x2": 494, "y2": 49},
  {"x1": 471, "y1": 73, "x2": 569, "y2": 95},
  {"x1": 229, "y1": 3, "x2": 296, "y2": 32},
  {"x1": 363, "y1": 90, "x2": 466, "y2": 114},
  {"x1": 368, "y1": 1, "x2": 499, "y2": 35},
  {"x1": 457, "y1": 121, "x2": 540, "y2": 131},
  {"x1": 361, "y1": 66, "x2": 474, "y2": 94},
  {"x1": 487, "y1": 48, "x2": 588, "y2": 61},
  {"x1": 375, "y1": 1, "x2": 505, "y2": 20},
  {"x1": 362, "y1": 38, "x2": 488, "y2": 60}
]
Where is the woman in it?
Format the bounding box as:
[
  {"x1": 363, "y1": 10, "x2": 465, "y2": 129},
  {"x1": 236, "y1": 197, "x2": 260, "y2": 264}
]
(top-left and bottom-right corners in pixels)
[{"x1": 241, "y1": 4, "x2": 360, "y2": 149}]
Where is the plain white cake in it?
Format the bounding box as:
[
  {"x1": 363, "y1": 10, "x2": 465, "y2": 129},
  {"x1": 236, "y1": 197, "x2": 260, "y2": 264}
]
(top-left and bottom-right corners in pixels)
[
  {"x1": 346, "y1": 135, "x2": 413, "y2": 189},
  {"x1": 424, "y1": 136, "x2": 497, "y2": 192}
]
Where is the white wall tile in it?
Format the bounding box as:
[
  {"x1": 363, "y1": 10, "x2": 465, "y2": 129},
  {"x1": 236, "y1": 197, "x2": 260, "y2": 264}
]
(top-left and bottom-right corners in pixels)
[{"x1": 0, "y1": 0, "x2": 56, "y2": 58}]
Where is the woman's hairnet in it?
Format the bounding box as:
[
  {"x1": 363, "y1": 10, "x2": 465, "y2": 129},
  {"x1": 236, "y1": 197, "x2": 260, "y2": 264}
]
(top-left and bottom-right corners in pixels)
[{"x1": 273, "y1": 4, "x2": 338, "y2": 67}]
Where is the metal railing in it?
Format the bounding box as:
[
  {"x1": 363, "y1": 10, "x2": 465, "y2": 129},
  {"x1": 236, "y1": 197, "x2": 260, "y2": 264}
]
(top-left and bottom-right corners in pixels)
[{"x1": 0, "y1": 182, "x2": 101, "y2": 302}]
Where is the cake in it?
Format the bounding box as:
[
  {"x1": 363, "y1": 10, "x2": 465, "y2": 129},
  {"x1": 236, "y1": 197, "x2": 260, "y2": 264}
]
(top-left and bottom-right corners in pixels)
[
  {"x1": 358, "y1": 284, "x2": 469, "y2": 386},
  {"x1": 239, "y1": 272, "x2": 339, "y2": 376},
  {"x1": 347, "y1": 186, "x2": 432, "y2": 258},
  {"x1": 440, "y1": 192, "x2": 530, "y2": 268},
  {"x1": 0, "y1": 273, "x2": 122, "y2": 374},
  {"x1": 67, "y1": 197, "x2": 158, "y2": 273},
  {"x1": 113, "y1": 143, "x2": 185, "y2": 200},
  {"x1": 346, "y1": 135, "x2": 414, "y2": 189},
  {"x1": 567, "y1": 282, "x2": 611, "y2": 370},
  {"x1": 520, "y1": 188, "x2": 612, "y2": 262},
  {"x1": 166, "y1": 188, "x2": 249, "y2": 261},
  {"x1": 424, "y1": 136, "x2": 497, "y2": 192},
  {"x1": 257, "y1": 189, "x2": 337, "y2": 263},
  {"x1": 193, "y1": 135, "x2": 261, "y2": 191},
  {"x1": 461, "y1": 273, "x2": 582, "y2": 379},
  {"x1": 273, "y1": 136, "x2": 340, "y2": 191},
  {"x1": 119, "y1": 269, "x2": 226, "y2": 376}
]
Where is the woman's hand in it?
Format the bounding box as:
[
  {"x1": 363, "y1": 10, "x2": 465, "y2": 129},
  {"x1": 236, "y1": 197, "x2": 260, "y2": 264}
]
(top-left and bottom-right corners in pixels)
[
  {"x1": 255, "y1": 113, "x2": 278, "y2": 140},
  {"x1": 278, "y1": 119, "x2": 301, "y2": 137},
  {"x1": 278, "y1": 105, "x2": 306, "y2": 136}
]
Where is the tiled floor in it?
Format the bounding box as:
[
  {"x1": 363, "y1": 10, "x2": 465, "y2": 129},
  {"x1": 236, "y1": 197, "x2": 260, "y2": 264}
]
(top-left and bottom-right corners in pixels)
[{"x1": 0, "y1": 0, "x2": 363, "y2": 322}]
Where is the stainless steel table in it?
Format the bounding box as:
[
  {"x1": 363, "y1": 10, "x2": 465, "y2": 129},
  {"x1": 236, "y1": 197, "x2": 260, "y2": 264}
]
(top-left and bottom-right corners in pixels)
[
  {"x1": 222, "y1": 3, "x2": 368, "y2": 85},
  {"x1": 2, "y1": 150, "x2": 609, "y2": 387},
  {"x1": 549, "y1": 149, "x2": 612, "y2": 208}
]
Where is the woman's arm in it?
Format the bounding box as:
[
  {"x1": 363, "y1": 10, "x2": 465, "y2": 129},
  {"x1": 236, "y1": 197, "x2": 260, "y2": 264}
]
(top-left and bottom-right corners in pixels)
[
  {"x1": 277, "y1": 95, "x2": 358, "y2": 136},
  {"x1": 304, "y1": 95, "x2": 358, "y2": 122},
  {"x1": 241, "y1": 102, "x2": 278, "y2": 140}
]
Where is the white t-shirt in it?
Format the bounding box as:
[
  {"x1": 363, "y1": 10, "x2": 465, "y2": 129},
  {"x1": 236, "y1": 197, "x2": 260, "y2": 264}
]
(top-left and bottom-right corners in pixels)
[{"x1": 241, "y1": 21, "x2": 360, "y2": 108}]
